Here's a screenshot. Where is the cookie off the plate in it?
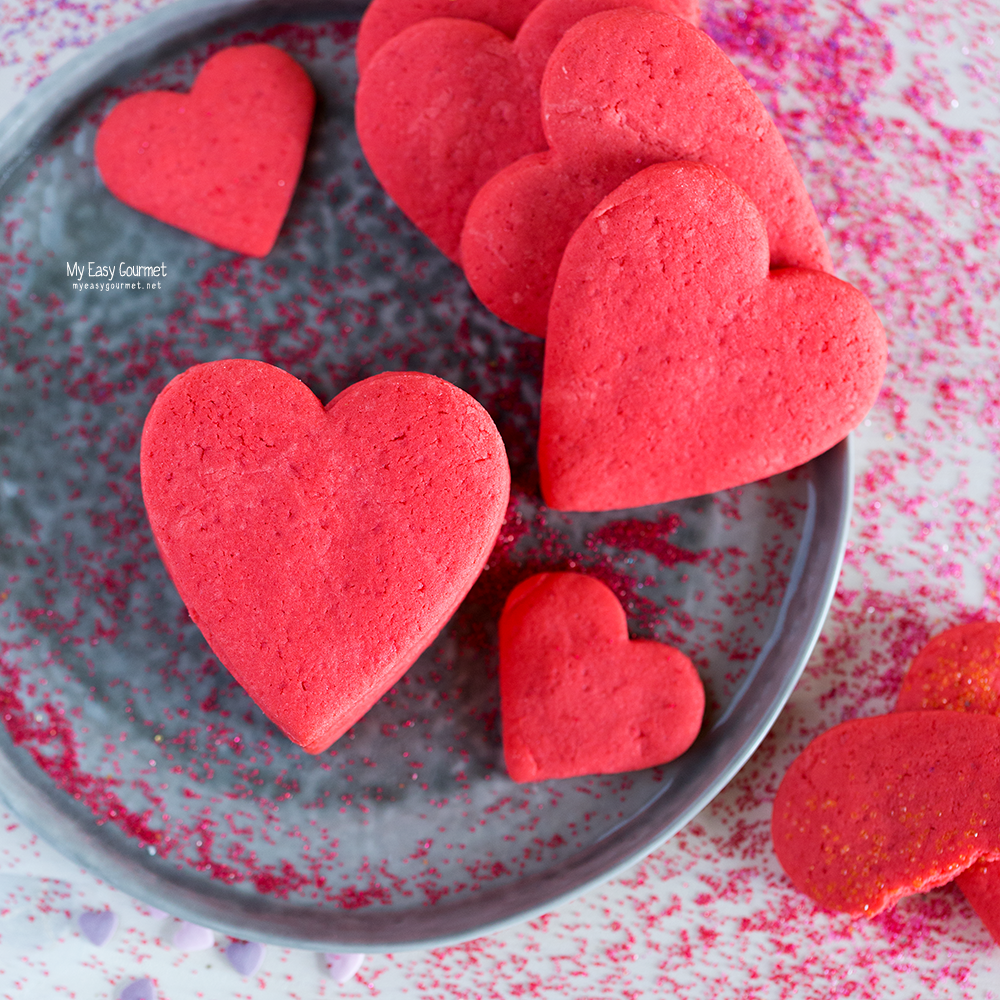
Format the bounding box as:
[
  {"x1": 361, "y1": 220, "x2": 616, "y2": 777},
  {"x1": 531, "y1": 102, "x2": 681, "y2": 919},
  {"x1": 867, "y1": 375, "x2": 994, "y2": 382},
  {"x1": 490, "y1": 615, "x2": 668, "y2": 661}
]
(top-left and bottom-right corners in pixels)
[
  {"x1": 895, "y1": 622, "x2": 1000, "y2": 944},
  {"x1": 771, "y1": 711, "x2": 1000, "y2": 918},
  {"x1": 140, "y1": 360, "x2": 510, "y2": 754}
]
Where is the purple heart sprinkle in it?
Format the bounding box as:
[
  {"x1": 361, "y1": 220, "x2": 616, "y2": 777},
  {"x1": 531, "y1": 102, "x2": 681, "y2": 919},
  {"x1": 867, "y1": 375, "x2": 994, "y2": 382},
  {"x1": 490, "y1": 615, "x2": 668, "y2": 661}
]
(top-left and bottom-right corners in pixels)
[
  {"x1": 144, "y1": 906, "x2": 169, "y2": 919},
  {"x1": 120, "y1": 977, "x2": 155, "y2": 1000},
  {"x1": 325, "y1": 952, "x2": 365, "y2": 983},
  {"x1": 173, "y1": 920, "x2": 215, "y2": 951},
  {"x1": 226, "y1": 940, "x2": 265, "y2": 976},
  {"x1": 79, "y1": 909, "x2": 118, "y2": 946}
]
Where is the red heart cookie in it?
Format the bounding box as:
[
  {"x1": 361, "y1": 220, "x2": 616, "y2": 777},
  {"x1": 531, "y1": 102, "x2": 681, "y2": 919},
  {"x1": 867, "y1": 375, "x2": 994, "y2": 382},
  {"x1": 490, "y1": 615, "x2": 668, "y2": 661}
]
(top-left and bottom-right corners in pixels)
[
  {"x1": 538, "y1": 161, "x2": 886, "y2": 511},
  {"x1": 772, "y1": 711, "x2": 1000, "y2": 917},
  {"x1": 896, "y1": 622, "x2": 1000, "y2": 716},
  {"x1": 355, "y1": 0, "x2": 544, "y2": 76},
  {"x1": 140, "y1": 361, "x2": 510, "y2": 754},
  {"x1": 355, "y1": 0, "x2": 695, "y2": 263},
  {"x1": 895, "y1": 622, "x2": 1000, "y2": 943},
  {"x1": 95, "y1": 45, "x2": 315, "y2": 257},
  {"x1": 499, "y1": 573, "x2": 704, "y2": 782},
  {"x1": 461, "y1": 7, "x2": 832, "y2": 337}
]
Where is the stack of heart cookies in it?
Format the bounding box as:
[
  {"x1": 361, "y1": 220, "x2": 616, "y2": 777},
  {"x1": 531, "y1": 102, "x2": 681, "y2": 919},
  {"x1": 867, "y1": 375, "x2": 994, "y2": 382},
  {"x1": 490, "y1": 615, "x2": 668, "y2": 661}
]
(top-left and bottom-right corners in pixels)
[{"x1": 355, "y1": 0, "x2": 886, "y2": 510}]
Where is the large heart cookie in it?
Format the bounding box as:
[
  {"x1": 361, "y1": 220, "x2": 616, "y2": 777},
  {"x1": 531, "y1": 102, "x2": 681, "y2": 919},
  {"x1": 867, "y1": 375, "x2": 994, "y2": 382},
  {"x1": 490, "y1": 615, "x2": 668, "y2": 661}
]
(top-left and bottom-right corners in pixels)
[
  {"x1": 772, "y1": 711, "x2": 1000, "y2": 917},
  {"x1": 896, "y1": 622, "x2": 1000, "y2": 943},
  {"x1": 95, "y1": 45, "x2": 315, "y2": 257},
  {"x1": 141, "y1": 361, "x2": 510, "y2": 753},
  {"x1": 500, "y1": 573, "x2": 704, "y2": 782},
  {"x1": 538, "y1": 161, "x2": 886, "y2": 511},
  {"x1": 461, "y1": 7, "x2": 831, "y2": 336},
  {"x1": 355, "y1": 0, "x2": 695, "y2": 263}
]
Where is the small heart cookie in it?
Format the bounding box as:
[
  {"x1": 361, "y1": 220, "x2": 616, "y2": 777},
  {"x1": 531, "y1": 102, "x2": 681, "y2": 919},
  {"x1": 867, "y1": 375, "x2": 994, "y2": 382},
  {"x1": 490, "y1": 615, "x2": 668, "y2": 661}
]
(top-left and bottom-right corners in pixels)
[
  {"x1": 141, "y1": 361, "x2": 510, "y2": 753},
  {"x1": 539, "y1": 161, "x2": 885, "y2": 511},
  {"x1": 355, "y1": 0, "x2": 694, "y2": 263},
  {"x1": 772, "y1": 711, "x2": 1000, "y2": 917},
  {"x1": 95, "y1": 45, "x2": 315, "y2": 257},
  {"x1": 500, "y1": 573, "x2": 704, "y2": 782},
  {"x1": 461, "y1": 7, "x2": 831, "y2": 336}
]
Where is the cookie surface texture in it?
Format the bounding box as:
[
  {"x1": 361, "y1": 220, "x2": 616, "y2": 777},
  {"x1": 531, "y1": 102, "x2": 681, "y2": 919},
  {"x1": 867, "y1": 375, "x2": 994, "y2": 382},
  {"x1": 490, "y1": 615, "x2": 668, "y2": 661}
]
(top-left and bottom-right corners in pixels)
[
  {"x1": 95, "y1": 45, "x2": 315, "y2": 257},
  {"x1": 538, "y1": 161, "x2": 886, "y2": 511},
  {"x1": 140, "y1": 361, "x2": 510, "y2": 754},
  {"x1": 461, "y1": 6, "x2": 831, "y2": 336},
  {"x1": 355, "y1": 0, "x2": 694, "y2": 263},
  {"x1": 499, "y1": 573, "x2": 704, "y2": 782},
  {"x1": 771, "y1": 711, "x2": 1000, "y2": 917}
]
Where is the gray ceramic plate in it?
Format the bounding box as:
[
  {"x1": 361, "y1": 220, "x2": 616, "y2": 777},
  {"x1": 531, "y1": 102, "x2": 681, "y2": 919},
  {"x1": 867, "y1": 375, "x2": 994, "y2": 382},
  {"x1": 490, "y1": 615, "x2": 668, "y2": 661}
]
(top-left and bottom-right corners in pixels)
[{"x1": 0, "y1": 0, "x2": 850, "y2": 951}]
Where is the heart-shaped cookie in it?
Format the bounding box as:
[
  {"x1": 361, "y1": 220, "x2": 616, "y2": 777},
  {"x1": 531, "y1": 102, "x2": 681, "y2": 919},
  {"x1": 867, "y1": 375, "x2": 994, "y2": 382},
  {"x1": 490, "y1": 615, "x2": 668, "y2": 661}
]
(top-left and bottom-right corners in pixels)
[
  {"x1": 141, "y1": 361, "x2": 510, "y2": 754},
  {"x1": 896, "y1": 622, "x2": 1000, "y2": 716},
  {"x1": 772, "y1": 711, "x2": 1000, "y2": 917},
  {"x1": 355, "y1": 0, "x2": 544, "y2": 76},
  {"x1": 461, "y1": 6, "x2": 832, "y2": 336},
  {"x1": 355, "y1": 0, "x2": 695, "y2": 263},
  {"x1": 95, "y1": 45, "x2": 315, "y2": 257},
  {"x1": 538, "y1": 161, "x2": 885, "y2": 511},
  {"x1": 896, "y1": 622, "x2": 1000, "y2": 943},
  {"x1": 499, "y1": 573, "x2": 704, "y2": 782}
]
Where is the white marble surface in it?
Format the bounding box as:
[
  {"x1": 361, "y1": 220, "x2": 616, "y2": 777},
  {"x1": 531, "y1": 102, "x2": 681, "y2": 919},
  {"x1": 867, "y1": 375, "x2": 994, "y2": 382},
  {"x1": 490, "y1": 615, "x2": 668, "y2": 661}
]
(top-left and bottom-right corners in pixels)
[{"x1": 0, "y1": 0, "x2": 999, "y2": 996}]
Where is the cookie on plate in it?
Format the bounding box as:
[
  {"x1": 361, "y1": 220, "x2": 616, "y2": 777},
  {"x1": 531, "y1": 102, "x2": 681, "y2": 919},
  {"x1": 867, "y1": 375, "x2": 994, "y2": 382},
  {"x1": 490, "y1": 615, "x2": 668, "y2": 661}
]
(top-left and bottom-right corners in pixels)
[
  {"x1": 95, "y1": 45, "x2": 314, "y2": 257},
  {"x1": 141, "y1": 360, "x2": 510, "y2": 753},
  {"x1": 500, "y1": 573, "x2": 704, "y2": 782}
]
